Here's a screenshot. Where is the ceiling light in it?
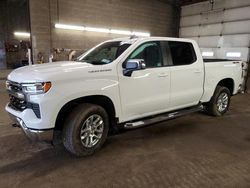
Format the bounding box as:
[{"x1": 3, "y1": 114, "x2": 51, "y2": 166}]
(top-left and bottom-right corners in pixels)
[
  {"x1": 55, "y1": 23, "x2": 150, "y2": 37},
  {"x1": 85, "y1": 27, "x2": 109, "y2": 33},
  {"x1": 55, "y1": 23, "x2": 85, "y2": 31},
  {"x1": 202, "y1": 51, "x2": 214, "y2": 57},
  {"x1": 226, "y1": 52, "x2": 241, "y2": 58},
  {"x1": 132, "y1": 31, "x2": 150, "y2": 37},
  {"x1": 14, "y1": 32, "x2": 30, "y2": 37},
  {"x1": 110, "y1": 29, "x2": 150, "y2": 37},
  {"x1": 110, "y1": 29, "x2": 132, "y2": 35}
]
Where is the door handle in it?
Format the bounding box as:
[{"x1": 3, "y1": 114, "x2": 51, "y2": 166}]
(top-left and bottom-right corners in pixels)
[
  {"x1": 194, "y1": 69, "x2": 202, "y2": 74},
  {"x1": 158, "y1": 73, "x2": 169, "y2": 77}
]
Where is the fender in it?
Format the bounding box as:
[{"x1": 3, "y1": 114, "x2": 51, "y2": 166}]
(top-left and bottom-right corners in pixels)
[{"x1": 48, "y1": 79, "x2": 122, "y2": 128}]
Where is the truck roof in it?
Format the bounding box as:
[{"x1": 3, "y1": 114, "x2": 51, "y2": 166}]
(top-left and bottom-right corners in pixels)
[{"x1": 107, "y1": 36, "x2": 196, "y2": 44}]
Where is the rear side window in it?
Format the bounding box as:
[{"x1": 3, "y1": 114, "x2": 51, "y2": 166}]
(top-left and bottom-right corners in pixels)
[{"x1": 168, "y1": 41, "x2": 197, "y2": 66}]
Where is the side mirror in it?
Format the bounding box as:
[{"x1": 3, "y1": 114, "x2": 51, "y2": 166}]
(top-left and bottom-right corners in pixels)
[{"x1": 123, "y1": 59, "x2": 146, "y2": 76}]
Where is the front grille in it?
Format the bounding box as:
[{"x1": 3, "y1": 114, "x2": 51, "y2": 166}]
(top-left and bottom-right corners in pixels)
[
  {"x1": 7, "y1": 80, "x2": 41, "y2": 119},
  {"x1": 7, "y1": 81, "x2": 22, "y2": 92},
  {"x1": 9, "y1": 95, "x2": 27, "y2": 111},
  {"x1": 7, "y1": 81, "x2": 26, "y2": 111}
]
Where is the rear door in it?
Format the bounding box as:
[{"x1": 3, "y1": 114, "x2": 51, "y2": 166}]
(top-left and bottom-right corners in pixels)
[{"x1": 166, "y1": 41, "x2": 204, "y2": 109}]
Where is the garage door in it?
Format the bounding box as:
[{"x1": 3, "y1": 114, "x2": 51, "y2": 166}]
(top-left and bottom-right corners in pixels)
[{"x1": 179, "y1": 0, "x2": 250, "y2": 62}]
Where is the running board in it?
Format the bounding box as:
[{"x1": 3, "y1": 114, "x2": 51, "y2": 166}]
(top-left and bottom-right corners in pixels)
[{"x1": 124, "y1": 105, "x2": 204, "y2": 129}]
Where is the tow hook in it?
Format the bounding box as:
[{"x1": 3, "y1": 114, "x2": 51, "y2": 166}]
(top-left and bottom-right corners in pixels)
[{"x1": 12, "y1": 123, "x2": 20, "y2": 128}]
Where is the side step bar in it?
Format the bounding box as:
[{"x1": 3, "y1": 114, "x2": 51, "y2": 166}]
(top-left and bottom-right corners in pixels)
[{"x1": 124, "y1": 105, "x2": 204, "y2": 129}]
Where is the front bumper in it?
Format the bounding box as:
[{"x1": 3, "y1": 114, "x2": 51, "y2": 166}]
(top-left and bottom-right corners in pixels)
[{"x1": 9, "y1": 113, "x2": 54, "y2": 143}]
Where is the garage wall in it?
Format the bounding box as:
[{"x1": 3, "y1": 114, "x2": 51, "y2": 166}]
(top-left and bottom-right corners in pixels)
[
  {"x1": 180, "y1": 0, "x2": 250, "y2": 62},
  {"x1": 29, "y1": 0, "x2": 180, "y2": 63},
  {"x1": 0, "y1": 0, "x2": 31, "y2": 69},
  {"x1": 0, "y1": 1, "x2": 6, "y2": 69}
]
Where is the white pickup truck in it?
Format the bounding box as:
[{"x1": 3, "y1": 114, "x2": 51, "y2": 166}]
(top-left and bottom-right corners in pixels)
[{"x1": 6, "y1": 37, "x2": 244, "y2": 156}]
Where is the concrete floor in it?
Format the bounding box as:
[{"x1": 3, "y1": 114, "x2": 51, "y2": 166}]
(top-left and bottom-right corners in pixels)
[{"x1": 1, "y1": 76, "x2": 250, "y2": 187}]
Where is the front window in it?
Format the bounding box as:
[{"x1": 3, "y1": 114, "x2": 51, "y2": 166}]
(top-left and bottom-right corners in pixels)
[
  {"x1": 127, "y1": 41, "x2": 163, "y2": 68},
  {"x1": 76, "y1": 41, "x2": 131, "y2": 65}
]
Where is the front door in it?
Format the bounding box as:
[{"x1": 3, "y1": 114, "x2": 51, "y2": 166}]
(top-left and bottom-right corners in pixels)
[{"x1": 118, "y1": 41, "x2": 171, "y2": 122}]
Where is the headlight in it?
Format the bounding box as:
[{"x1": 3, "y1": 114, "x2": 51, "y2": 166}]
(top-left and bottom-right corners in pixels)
[{"x1": 22, "y1": 82, "x2": 52, "y2": 95}]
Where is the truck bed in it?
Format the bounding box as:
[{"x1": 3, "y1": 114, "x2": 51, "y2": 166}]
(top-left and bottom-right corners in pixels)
[{"x1": 201, "y1": 59, "x2": 243, "y2": 103}]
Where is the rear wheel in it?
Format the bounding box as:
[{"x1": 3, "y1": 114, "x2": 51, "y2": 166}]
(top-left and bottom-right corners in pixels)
[
  {"x1": 63, "y1": 103, "x2": 109, "y2": 157},
  {"x1": 205, "y1": 86, "x2": 231, "y2": 116}
]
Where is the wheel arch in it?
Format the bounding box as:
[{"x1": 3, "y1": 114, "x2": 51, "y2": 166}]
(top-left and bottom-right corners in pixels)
[
  {"x1": 54, "y1": 95, "x2": 117, "y2": 132},
  {"x1": 217, "y1": 78, "x2": 235, "y2": 95}
]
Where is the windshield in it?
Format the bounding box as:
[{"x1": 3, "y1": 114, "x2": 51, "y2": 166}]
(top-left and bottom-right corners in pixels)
[{"x1": 76, "y1": 41, "x2": 131, "y2": 65}]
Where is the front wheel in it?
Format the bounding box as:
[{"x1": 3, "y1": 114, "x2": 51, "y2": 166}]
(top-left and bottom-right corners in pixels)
[
  {"x1": 205, "y1": 86, "x2": 231, "y2": 116},
  {"x1": 63, "y1": 103, "x2": 109, "y2": 157}
]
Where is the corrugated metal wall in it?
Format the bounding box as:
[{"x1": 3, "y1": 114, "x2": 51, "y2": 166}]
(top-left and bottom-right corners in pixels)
[{"x1": 180, "y1": 0, "x2": 250, "y2": 62}]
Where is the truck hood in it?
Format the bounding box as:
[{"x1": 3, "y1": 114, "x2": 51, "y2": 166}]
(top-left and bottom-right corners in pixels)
[{"x1": 7, "y1": 61, "x2": 95, "y2": 83}]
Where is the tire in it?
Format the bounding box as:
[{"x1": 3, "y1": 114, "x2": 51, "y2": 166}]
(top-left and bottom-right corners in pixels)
[
  {"x1": 205, "y1": 86, "x2": 231, "y2": 116},
  {"x1": 63, "y1": 103, "x2": 109, "y2": 157}
]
